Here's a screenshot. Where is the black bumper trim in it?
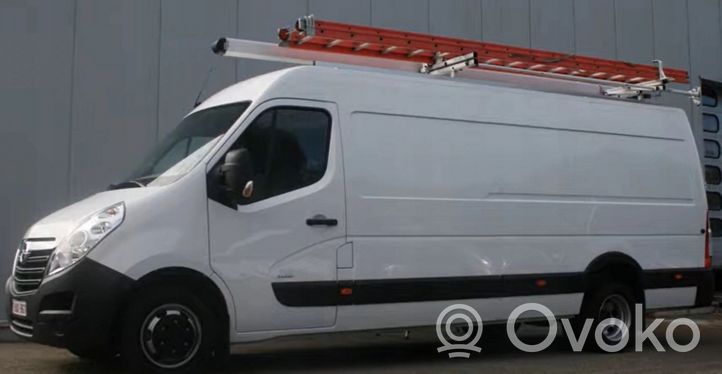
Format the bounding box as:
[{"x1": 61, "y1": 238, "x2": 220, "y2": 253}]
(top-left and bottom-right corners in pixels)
[{"x1": 5, "y1": 258, "x2": 134, "y2": 351}]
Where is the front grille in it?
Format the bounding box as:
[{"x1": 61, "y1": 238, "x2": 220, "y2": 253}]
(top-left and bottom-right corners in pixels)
[{"x1": 13, "y1": 239, "x2": 55, "y2": 294}]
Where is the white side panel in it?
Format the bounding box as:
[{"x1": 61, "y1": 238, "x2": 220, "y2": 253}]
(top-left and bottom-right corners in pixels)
[
  {"x1": 344, "y1": 110, "x2": 702, "y2": 241},
  {"x1": 350, "y1": 236, "x2": 703, "y2": 280},
  {"x1": 323, "y1": 65, "x2": 706, "y2": 327},
  {"x1": 645, "y1": 287, "x2": 697, "y2": 309}
]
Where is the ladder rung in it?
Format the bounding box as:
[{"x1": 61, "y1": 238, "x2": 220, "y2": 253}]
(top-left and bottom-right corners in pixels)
[
  {"x1": 381, "y1": 46, "x2": 397, "y2": 55},
  {"x1": 297, "y1": 35, "x2": 313, "y2": 45},
  {"x1": 407, "y1": 49, "x2": 426, "y2": 57},
  {"x1": 325, "y1": 39, "x2": 342, "y2": 48},
  {"x1": 354, "y1": 42, "x2": 371, "y2": 52}
]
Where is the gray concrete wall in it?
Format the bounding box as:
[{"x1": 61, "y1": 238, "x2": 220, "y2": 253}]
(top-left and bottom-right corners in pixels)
[{"x1": 1, "y1": 0, "x2": 720, "y2": 320}]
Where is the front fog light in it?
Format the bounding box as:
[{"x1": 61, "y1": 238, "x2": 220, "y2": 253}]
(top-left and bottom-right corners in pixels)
[{"x1": 47, "y1": 202, "x2": 125, "y2": 276}]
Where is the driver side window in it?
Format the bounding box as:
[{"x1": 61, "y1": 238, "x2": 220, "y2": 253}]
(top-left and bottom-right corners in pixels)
[{"x1": 209, "y1": 106, "x2": 332, "y2": 206}]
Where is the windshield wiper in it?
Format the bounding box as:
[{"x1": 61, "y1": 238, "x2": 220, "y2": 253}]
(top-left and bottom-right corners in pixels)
[
  {"x1": 107, "y1": 175, "x2": 160, "y2": 190},
  {"x1": 107, "y1": 180, "x2": 145, "y2": 190}
]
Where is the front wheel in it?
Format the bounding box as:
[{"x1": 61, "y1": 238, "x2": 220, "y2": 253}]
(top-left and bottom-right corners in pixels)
[{"x1": 120, "y1": 286, "x2": 221, "y2": 372}]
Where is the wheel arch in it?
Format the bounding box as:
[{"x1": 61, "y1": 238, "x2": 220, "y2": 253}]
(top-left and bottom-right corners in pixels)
[
  {"x1": 584, "y1": 252, "x2": 645, "y2": 304},
  {"x1": 112, "y1": 267, "x2": 231, "y2": 348}
]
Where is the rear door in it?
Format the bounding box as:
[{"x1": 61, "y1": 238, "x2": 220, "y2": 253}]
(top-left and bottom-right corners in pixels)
[{"x1": 207, "y1": 99, "x2": 346, "y2": 332}]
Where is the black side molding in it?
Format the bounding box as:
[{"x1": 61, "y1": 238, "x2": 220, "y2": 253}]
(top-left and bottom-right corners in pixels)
[
  {"x1": 272, "y1": 268, "x2": 714, "y2": 307},
  {"x1": 273, "y1": 272, "x2": 586, "y2": 307}
]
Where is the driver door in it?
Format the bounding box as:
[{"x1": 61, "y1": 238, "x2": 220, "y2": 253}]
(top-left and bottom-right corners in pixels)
[{"x1": 207, "y1": 99, "x2": 345, "y2": 333}]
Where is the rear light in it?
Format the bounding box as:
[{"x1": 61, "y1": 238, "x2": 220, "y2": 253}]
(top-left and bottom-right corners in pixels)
[{"x1": 705, "y1": 212, "x2": 712, "y2": 269}]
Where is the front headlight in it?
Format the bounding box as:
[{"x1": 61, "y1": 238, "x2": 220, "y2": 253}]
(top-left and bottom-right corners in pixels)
[{"x1": 47, "y1": 202, "x2": 125, "y2": 276}]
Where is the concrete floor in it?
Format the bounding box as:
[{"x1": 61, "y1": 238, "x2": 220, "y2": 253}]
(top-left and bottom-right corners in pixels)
[{"x1": 0, "y1": 314, "x2": 721, "y2": 373}]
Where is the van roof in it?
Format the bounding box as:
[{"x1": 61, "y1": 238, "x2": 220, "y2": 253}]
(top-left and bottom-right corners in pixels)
[{"x1": 193, "y1": 64, "x2": 685, "y2": 116}]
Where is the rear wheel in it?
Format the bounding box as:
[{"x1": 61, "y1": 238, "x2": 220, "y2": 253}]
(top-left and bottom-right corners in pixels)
[
  {"x1": 120, "y1": 285, "x2": 221, "y2": 372},
  {"x1": 573, "y1": 282, "x2": 640, "y2": 352}
]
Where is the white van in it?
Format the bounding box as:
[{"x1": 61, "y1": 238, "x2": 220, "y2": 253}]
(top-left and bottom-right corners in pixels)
[{"x1": 6, "y1": 65, "x2": 715, "y2": 371}]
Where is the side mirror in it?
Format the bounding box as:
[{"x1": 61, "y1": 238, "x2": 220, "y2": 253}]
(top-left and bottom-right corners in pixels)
[{"x1": 220, "y1": 148, "x2": 253, "y2": 201}]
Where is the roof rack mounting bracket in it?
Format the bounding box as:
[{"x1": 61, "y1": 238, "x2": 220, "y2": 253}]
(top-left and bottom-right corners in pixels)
[
  {"x1": 688, "y1": 87, "x2": 702, "y2": 106},
  {"x1": 420, "y1": 52, "x2": 478, "y2": 77},
  {"x1": 292, "y1": 14, "x2": 316, "y2": 45},
  {"x1": 601, "y1": 59, "x2": 701, "y2": 105},
  {"x1": 654, "y1": 59, "x2": 669, "y2": 82}
]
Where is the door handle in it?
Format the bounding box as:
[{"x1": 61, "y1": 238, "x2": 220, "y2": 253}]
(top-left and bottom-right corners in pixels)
[{"x1": 306, "y1": 215, "x2": 338, "y2": 227}]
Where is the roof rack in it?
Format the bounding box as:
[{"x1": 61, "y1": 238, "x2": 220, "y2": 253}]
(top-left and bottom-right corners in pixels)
[{"x1": 212, "y1": 15, "x2": 701, "y2": 105}]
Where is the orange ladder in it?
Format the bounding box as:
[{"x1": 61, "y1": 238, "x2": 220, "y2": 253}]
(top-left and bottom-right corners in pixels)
[{"x1": 278, "y1": 15, "x2": 689, "y2": 85}]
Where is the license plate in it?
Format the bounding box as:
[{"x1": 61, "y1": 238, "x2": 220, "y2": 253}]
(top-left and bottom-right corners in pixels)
[{"x1": 12, "y1": 300, "x2": 26, "y2": 317}]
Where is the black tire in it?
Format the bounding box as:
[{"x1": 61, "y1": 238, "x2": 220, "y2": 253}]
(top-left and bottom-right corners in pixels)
[
  {"x1": 573, "y1": 282, "x2": 640, "y2": 353},
  {"x1": 120, "y1": 285, "x2": 221, "y2": 372}
]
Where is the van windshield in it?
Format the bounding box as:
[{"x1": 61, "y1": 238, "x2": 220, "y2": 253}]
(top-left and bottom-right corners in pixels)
[{"x1": 113, "y1": 101, "x2": 250, "y2": 189}]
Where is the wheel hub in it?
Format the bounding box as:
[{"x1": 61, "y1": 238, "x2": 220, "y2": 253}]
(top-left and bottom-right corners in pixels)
[
  {"x1": 598, "y1": 294, "x2": 632, "y2": 343},
  {"x1": 140, "y1": 304, "x2": 202, "y2": 369}
]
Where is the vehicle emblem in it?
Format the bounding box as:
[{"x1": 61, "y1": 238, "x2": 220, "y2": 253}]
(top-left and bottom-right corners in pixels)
[{"x1": 19, "y1": 241, "x2": 30, "y2": 263}]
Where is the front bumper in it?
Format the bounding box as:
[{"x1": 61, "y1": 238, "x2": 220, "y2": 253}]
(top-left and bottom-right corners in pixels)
[{"x1": 5, "y1": 259, "x2": 133, "y2": 351}]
